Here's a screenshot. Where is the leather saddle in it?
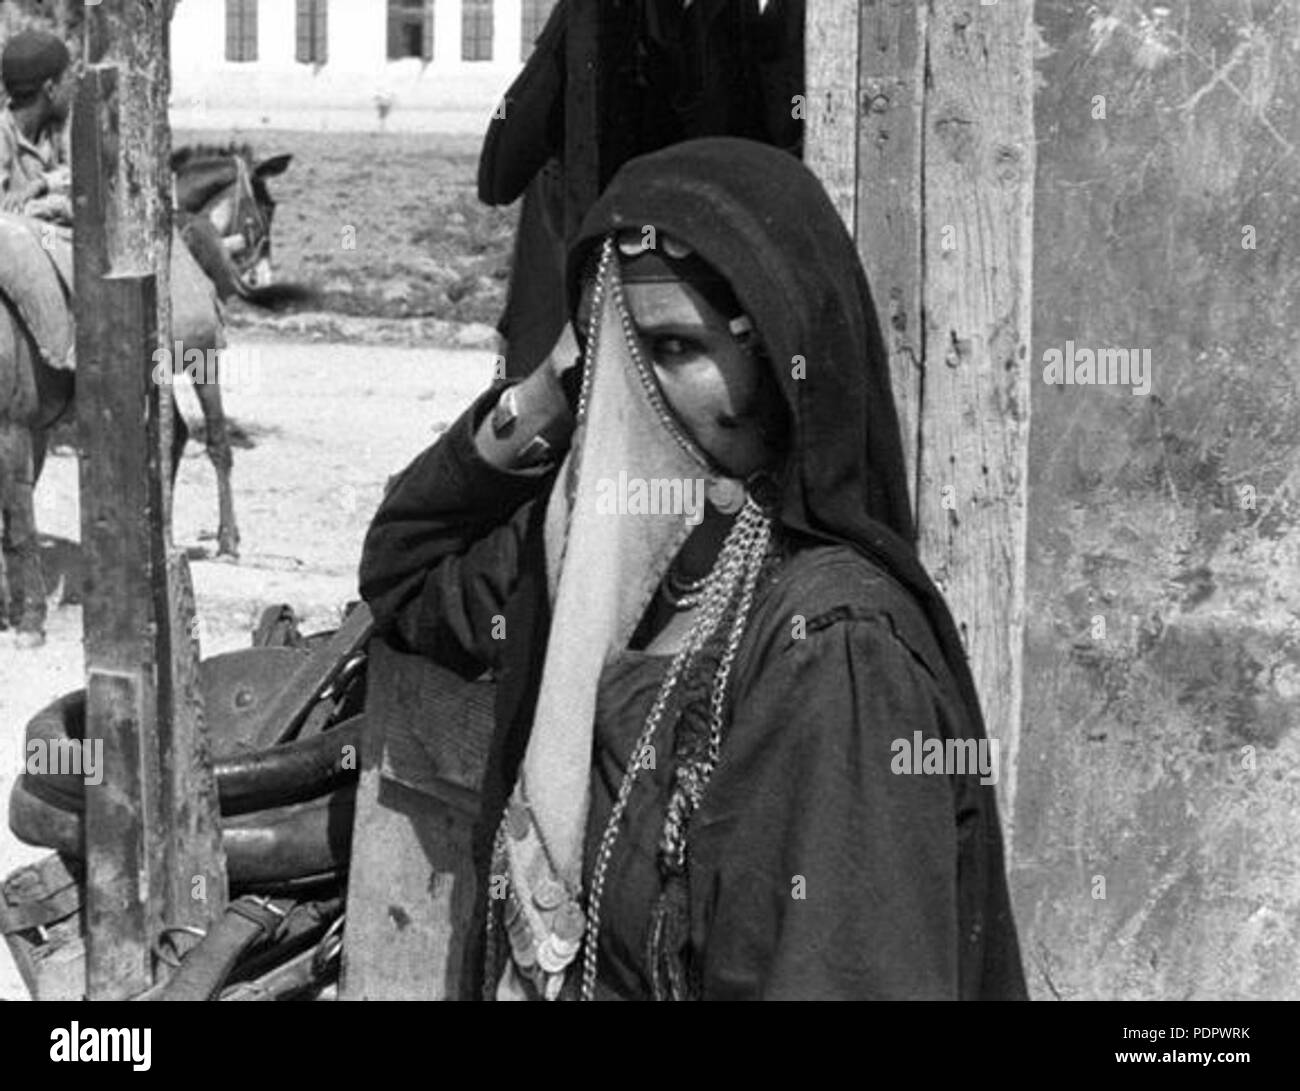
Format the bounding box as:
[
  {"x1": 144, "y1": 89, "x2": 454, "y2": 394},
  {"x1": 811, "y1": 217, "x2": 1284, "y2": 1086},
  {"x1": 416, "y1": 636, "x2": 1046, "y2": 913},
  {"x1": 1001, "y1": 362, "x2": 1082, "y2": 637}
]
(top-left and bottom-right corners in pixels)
[
  {"x1": 4, "y1": 604, "x2": 370, "y2": 1000},
  {"x1": 0, "y1": 210, "x2": 225, "y2": 378}
]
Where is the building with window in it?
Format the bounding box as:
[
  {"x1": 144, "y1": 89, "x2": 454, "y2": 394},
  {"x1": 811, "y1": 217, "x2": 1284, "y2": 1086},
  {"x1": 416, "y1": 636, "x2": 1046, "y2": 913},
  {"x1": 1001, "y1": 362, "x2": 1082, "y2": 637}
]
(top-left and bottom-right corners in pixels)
[{"x1": 170, "y1": 0, "x2": 557, "y2": 133}]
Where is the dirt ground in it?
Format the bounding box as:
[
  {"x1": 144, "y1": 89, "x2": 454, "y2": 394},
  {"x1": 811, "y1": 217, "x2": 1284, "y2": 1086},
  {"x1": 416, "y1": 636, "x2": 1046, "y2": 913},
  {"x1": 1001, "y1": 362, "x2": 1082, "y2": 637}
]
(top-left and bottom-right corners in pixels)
[
  {"x1": 0, "y1": 334, "x2": 495, "y2": 999},
  {"x1": 0, "y1": 125, "x2": 508, "y2": 999}
]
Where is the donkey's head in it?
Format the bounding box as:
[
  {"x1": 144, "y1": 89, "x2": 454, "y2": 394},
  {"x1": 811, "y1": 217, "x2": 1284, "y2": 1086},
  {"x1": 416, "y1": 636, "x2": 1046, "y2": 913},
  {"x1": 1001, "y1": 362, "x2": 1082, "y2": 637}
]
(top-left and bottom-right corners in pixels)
[{"x1": 172, "y1": 143, "x2": 292, "y2": 291}]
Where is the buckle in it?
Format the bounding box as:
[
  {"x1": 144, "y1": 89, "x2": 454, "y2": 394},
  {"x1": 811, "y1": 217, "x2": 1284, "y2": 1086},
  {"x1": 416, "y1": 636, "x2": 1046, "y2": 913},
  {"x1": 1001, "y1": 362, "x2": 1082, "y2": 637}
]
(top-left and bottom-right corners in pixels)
[
  {"x1": 228, "y1": 894, "x2": 290, "y2": 939},
  {"x1": 152, "y1": 924, "x2": 208, "y2": 968}
]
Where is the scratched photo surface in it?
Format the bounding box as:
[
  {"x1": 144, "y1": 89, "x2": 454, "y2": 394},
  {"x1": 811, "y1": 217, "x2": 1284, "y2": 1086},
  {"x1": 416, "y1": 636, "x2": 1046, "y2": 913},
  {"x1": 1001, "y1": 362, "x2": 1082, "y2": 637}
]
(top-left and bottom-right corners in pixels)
[{"x1": 0, "y1": 0, "x2": 1295, "y2": 1010}]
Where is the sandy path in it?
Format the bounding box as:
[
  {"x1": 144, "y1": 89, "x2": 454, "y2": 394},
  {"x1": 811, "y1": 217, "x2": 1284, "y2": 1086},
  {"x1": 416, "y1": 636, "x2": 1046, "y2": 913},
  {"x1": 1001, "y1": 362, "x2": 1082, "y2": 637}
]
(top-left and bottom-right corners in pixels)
[{"x1": 0, "y1": 334, "x2": 494, "y2": 999}]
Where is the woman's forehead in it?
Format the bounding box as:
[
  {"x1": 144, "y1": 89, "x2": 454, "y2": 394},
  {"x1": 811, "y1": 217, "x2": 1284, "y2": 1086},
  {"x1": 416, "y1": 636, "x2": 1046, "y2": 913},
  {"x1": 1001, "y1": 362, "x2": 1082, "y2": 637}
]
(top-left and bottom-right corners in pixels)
[{"x1": 621, "y1": 279, "x2": 731, "y2": 331}]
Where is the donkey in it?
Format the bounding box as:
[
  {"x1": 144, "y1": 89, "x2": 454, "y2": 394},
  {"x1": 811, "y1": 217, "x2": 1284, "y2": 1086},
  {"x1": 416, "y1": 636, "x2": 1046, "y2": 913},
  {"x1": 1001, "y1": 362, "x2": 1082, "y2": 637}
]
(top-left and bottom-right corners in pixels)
[
  {"x1": 172, "y1": 142, "x2": 294, "y2": 296},
  {"x1": 166, "y1": 143, "x2": 311, "y2": 559},
  {"x1": 0, "y1": 145, "x2": 306, "y2": 646}
]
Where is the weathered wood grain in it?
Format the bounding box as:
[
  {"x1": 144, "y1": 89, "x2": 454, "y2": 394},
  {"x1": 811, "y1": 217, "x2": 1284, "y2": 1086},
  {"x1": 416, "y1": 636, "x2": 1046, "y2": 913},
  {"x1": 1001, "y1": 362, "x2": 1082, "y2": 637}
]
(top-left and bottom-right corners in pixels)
[
  {"x1": 156, "y1": 553, "x2": 228, "y2": 939},
  {"x1": 378, "y1": 653, "x2": 495, "y2": 815},
  {"x1": 804, "y1": 0, "x2": 860, "y2": 231},
  {"x1": 806, "y1": 1, "x2": 925, "y2": 513},
  {"x1": 918, "y1": 0, "x2": 1034, "y2": 836},
  {"x1": 83, "y1": 670, "x2": 153, "y2": 999},
  {"x1": 341, "y1": 640, "x2": 496, "y2": 1001},
  {"x1": 858, "y1": 0, "x2": 925, "y2": 513},
  {"x1": 805, "y1": 1, "x2": 1033, "y2": 838},
  {"x1": 74, "y1": 2, "x2": 224, "y2": 998},
  {"x1": 71, "y1": 257, "x2": 167, "y2": 999}
]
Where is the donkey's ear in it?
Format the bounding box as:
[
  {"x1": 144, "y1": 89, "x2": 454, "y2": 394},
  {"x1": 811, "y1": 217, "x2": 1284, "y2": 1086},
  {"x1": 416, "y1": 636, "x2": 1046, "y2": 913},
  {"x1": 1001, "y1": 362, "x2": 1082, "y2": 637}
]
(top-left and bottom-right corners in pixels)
[{"x1": 254, "y1": 154, "x2": 292, "y2": 179}]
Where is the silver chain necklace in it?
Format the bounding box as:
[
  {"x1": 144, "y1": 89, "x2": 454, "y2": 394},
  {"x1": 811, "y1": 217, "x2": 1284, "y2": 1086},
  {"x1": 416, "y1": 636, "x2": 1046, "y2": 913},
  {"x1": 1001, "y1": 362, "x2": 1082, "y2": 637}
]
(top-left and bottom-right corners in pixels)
[{"x1": 580, "y1": 495, "x2": 772, "y2": 1000}]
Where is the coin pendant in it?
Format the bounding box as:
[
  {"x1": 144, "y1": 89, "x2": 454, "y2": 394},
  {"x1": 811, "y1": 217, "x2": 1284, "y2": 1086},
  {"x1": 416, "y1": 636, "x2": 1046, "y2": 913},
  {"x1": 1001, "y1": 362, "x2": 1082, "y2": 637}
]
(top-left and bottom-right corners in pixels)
[
  {"x1": 532, "y1": 875, "x2": 566, "y2": 911},
  {"x1": 707, "y1": 476, "x2": 744, "y2": 514},
  {"x1": 507, "y1": 798, "x2": 530, "y2": 840},
  {"x1": 554, "y1": 901, "x2": 586, "y2": 943},
  {"x1": 536, "y1": 936, "x2": 568, "y2": 974}
]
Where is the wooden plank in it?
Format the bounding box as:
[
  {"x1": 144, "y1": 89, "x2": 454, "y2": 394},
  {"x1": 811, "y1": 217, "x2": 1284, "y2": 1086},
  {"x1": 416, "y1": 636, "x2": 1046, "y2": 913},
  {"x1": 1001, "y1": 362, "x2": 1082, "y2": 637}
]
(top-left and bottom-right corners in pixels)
[
  {"x1": 73, "y1": 263, "x2": 156, "y2": 671},
  {"x1": 858, "y1": 0, "x2": 925, "y2": 515},
  {"x1": 74, "y1": 0, "x2": 226, "y2": 997},
  {"x1": 341, "y1": 640, "x2": 495, "y2": 1001},
  {"x1": 803, "y1": 0, "x2": 859, "y2": 231},
  {"x1": 341, "y1": 772, "x2": 478, "y2": 1001},
  {"x1": 918, "y1": 1, "x2": 1034, "y2": 838},
  {"x1": 806, "y1": 0, "x2": 924, "y2": 518},
  {"x1": 72, "y1": 264, "x2": 167, "y2": 1000},
  {"x1": 84, "y1": 670, "x2": 154, "y2": 1000},
  {"x1": 378, "y1": 650, "x2": 495, "y2": 813},
  {"x1": 155, "y1": 553, "x2": 227, "y2": 936},
  {"x1": 84, "y1": 3, "x2": 178, "y2": 510}
]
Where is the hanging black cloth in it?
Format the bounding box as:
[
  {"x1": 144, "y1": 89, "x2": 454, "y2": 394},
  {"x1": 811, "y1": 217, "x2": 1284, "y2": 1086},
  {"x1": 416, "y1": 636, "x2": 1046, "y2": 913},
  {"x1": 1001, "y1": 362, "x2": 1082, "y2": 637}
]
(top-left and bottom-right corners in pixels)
[{"x1": 477, "y1": 0, "x2": 805, "y2": 208}]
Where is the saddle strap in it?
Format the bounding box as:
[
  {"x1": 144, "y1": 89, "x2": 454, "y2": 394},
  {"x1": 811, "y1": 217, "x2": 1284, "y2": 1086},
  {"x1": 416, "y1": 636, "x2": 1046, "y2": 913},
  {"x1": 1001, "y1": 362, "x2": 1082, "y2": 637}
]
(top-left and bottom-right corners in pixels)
[
  {"x1": 0, "y1": 854, "x2": 82, "y2": 935},
  {"x1": 155, "y1": 895, "x2": 296, "y2": 1002}
]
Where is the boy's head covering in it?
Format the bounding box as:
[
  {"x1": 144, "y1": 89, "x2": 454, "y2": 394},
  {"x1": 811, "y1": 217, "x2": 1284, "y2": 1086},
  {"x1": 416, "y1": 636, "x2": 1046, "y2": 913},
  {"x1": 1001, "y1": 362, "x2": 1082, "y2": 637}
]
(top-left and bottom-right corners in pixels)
[{"x1": 2, "y1": 30, "x2": 71, "y2": 100}]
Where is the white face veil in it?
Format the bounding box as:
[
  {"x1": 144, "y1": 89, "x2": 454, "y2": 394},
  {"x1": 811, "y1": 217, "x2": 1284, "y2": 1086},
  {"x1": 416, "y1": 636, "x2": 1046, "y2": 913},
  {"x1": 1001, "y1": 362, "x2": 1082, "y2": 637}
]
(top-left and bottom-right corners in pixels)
[{"x1": 491, "y1": 235, "x2": 751, "y2": 1001}]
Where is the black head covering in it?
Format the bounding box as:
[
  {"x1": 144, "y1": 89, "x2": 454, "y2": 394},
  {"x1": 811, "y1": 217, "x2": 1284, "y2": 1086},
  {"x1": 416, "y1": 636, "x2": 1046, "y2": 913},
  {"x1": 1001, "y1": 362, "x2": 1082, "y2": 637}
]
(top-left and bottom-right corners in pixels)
[
  {"x1": 2, "y1": 30, "x2": 70, "y2": 100},
  {"x1": 567, "y1": 136, "x2": 984, "y2": 734}
]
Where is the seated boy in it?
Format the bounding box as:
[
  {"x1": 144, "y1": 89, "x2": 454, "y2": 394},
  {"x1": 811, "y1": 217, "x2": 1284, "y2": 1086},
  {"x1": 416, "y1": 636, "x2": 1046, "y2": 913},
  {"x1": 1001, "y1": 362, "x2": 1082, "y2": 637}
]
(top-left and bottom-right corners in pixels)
[{"x1": 0, "y1": 29, "x2": 73, "y2": 224}]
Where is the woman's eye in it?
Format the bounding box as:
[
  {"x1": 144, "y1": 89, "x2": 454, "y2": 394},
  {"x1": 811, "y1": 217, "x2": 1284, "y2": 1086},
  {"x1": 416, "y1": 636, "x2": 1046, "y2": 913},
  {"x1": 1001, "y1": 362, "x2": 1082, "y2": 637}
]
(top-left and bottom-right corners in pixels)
[{"x1": 652, "y1": 336, "x2": 696, "y2": 360}]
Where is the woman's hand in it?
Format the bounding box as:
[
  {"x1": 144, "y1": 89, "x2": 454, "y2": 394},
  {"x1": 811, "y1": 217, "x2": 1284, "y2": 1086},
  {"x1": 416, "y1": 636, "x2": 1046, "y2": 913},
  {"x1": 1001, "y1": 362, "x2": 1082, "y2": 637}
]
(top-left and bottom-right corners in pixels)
[
  {"x1": 474, "y1": 323, "x2": 580, "y2": 471},
  {"x1": 547, "y1": 319, "x2": 583, "y2": 410}
]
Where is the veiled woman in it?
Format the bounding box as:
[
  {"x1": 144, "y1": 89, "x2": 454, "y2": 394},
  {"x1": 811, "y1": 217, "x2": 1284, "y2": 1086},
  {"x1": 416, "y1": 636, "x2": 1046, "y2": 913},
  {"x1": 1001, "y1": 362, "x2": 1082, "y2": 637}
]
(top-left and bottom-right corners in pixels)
[{"x1": 359, "y1": 138, "x2": 1027, "y2": 1000}]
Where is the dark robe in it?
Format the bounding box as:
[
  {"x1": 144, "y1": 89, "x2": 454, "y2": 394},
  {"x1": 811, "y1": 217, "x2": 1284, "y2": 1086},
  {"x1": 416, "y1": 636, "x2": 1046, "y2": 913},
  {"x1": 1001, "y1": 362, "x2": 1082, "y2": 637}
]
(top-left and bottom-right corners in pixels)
[{"x1": 360, "y1": 138, "x2": 1027, "y2": 999}]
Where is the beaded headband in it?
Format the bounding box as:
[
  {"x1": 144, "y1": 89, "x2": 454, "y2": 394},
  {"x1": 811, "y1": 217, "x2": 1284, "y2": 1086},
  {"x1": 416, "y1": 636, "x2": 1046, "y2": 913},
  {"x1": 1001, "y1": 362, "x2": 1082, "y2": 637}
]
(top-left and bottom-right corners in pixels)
[{"x1": 615, "y1": 229, "x2": 752, "y2": 337}]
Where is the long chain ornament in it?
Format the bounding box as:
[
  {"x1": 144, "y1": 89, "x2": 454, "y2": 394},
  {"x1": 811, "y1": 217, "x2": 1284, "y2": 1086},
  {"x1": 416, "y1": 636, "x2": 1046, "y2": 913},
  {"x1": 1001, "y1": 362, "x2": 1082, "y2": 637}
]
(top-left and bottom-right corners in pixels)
[
  {"x1": 485, "y1": 238, "x2": 615, "y2": 999},
  {"x1": 580, "y1": 495, "x2": 773, "y2": 1001},
  {"x1": 660, "y1": 563, "x2": 711, "y2": 609},
  {"x1": 491, "y1": 231, "x2": 774, "y2": 1000},
  {"x1": 572, "y1": 238, "x2": 613, "y2": 430}
]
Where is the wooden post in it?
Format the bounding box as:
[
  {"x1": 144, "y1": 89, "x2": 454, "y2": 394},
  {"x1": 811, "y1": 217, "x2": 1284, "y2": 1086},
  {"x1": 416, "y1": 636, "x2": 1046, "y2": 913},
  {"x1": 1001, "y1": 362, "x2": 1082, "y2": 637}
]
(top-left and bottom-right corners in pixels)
[
  {"x1": 919, "y1": 1, "x2": 1034, "y2": 840},
  {"x1": 74, "y1": 3, "x2": 226, "y2": 1000},
  {"x1": 804, "y1": 5, "x2": 860, "y2": 233},
  {"x1": 341, "y1": 643, "x2": 496, "y2": 1000},
  {"x1": 806, "y1": 1, "x2": 1034, "y2": 840}
]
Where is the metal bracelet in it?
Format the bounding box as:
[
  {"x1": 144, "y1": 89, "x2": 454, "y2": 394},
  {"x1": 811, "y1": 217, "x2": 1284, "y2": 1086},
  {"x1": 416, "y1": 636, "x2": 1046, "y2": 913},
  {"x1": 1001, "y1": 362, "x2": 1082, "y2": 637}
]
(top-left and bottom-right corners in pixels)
[
  {"x1": 490, "y1": 385, "x2": 520, "y2": 438},
  {"x1": 515, "y1": 434, "x2": 555, "y2": 469}
]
